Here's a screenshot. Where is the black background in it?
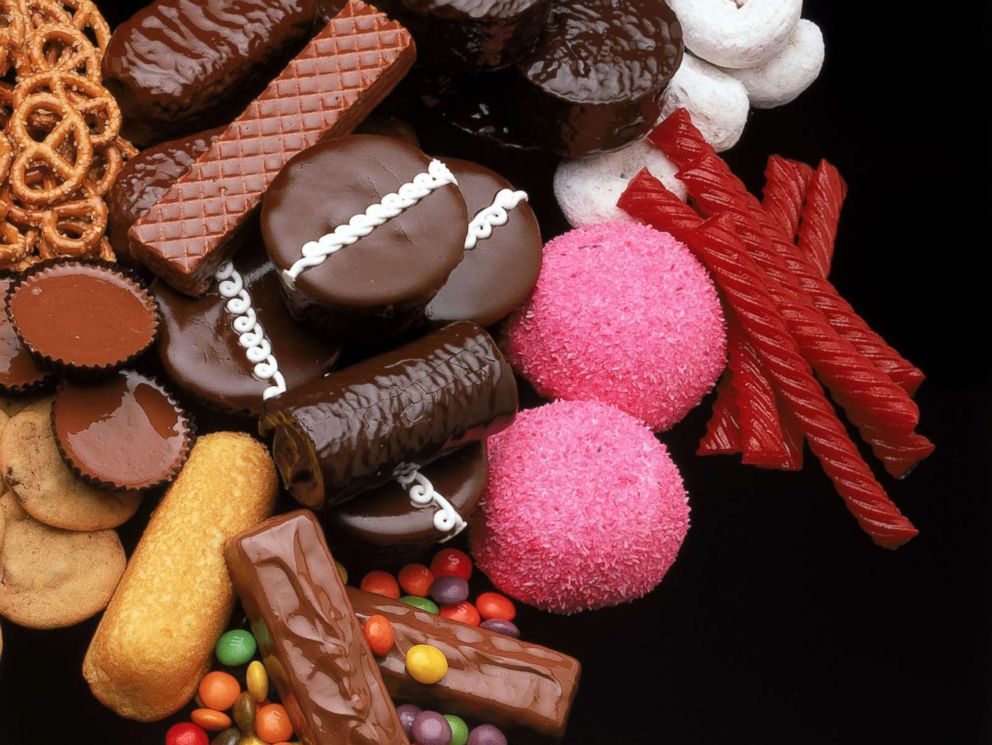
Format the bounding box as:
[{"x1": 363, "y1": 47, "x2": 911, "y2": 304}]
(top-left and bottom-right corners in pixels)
[{"x1": 1, "y1": 2, "x2": 990, "y2": 744}]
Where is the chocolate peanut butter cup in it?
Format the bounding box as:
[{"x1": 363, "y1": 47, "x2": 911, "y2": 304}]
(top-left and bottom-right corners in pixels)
[
  {"x1": 6, "y1": 261, "x2": 160, "y2": 376},
  {"x1": 52, "y1": 370, "x2": 194, "y2": 491},
  {"x1": 0, "y1": 275, "x2": 52, "y2": 395}
]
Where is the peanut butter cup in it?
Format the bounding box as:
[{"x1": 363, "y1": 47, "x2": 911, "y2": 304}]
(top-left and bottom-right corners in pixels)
[{"x1": 0, "y1": 275, "x2": 52, "y2": 394}]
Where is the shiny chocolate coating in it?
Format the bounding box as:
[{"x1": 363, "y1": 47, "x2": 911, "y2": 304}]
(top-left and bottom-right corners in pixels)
[
  {"x1": 0, "y1": 275, "x2": 53, "y2": 394},
  {"x1": 153, "y1": 242, "x2": 342, "y2": 417},
  {"x1": 349, "y1": 587, "x2": 581, "y2": 742},
  {"x1": 107, "y1": 128, "x2": 224, "y2": 267},
  {"x1": 260, "y1": 322, "x2": 518, "y2": 510},
  {"x1": 329, "y1": 443, "x2": 488, "y2": 546},
  {"x1": 104, "y1": 0, "x2": 318, "y2": 146},
  {"x1": 377, "y1": 0, "x2": 552, "y2": 69},
  {"x1": 426, "y1": 158, "x2": 542, "y2": 327},
  {"x1": 261, "y1": 135, "x2": 467, "y2": 343},
  {"x1": 225, "y1": 512, "x2": 408, "y2": 745}
]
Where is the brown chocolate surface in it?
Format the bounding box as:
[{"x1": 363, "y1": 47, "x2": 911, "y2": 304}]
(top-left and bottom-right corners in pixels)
[
  {"x1": 329, "y1": 442, "x2": 487, "y2": 546},
  {"x1": 6, "y1": 262, "x2": 159, "y2": 373},
  {"x1": 154, "y1": 241, "x2": 341, "y2": 416},
  {"x1": 355, "y1": 114, "x2": 421, "y2": 146},
  {"x1": 52, "y1": 370, "x2": 192, "y2": 491},
  {"x1": 225, "y1": 511, "x2": 408, "y2": 745},
  {"x1": 349, "y1": 587, "x2": 581, "y2": 742},
  {"x1": 103, "y1": 0, "x2": 318, "y2": 147},
  {"x1": 260, "y1": 322, "x2": 517, "y2": 510},
  {"x1": 426, "y1": 158, "x2": 542, "y2": 327},
  {"x1": 0, "y1": 276, "x2": 51, "y2": 394},
  {"x1": 129, "y1": 1, "x2": 416, "y2": 296}
]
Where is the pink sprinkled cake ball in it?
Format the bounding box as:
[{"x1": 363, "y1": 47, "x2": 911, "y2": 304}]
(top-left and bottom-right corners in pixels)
[
  {"x1": 470, "y1": 399, "x2": 690, "y2": 614},
  {"x1": 502, "y1": 221, "x2": 727, "y2": 431}
]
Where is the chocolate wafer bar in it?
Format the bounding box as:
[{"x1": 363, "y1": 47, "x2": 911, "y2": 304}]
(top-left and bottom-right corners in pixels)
[{"x1": 129, "y1": 0, "x2": 416, "y2": 296}]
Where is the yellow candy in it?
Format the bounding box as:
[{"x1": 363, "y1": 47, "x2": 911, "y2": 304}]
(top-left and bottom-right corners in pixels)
[
  {"x1": 405, "y1": 644, "x2": 448, "y2": 685},
  {"x1": 335, "y1": 560, "x2": 348, "y2": 584},
  {"x1": 246, "y1": 660, "x2": 269, "y2": 704}
]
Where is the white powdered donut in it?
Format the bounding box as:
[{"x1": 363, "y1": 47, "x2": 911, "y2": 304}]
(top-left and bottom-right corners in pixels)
[
  {"x1": 554, "y1": 140, "x2": 687, "y2": 229},
  {"x1": 726, "y1": 20, "x2": 825, "y2": 109},
  {"x1": 660, "y1": 54, "x2": 750, "y2": 153},
  {"x1": 667, "y1": 0, "x2": 802, "y2": 69}
]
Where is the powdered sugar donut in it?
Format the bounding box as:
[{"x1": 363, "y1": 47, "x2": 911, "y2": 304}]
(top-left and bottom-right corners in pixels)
[
  {"x1": 660, "y1": 53, "x2": 750, "y2": 152},
  {"x1": 553, "y1": 140, "x2": 686, "y2": 229},
  {"x1": 469, "y1": 399, "x2": 690, "y2": 614},
  {"x1": 727, "y1": 20, "x2": 825, "y2": 109},
  {"x1": 667, "y1": 0, "x2": 802, "y2": 69},
  {"x1": 502, "y1": 222, "x2": 727, "y2": 431}
]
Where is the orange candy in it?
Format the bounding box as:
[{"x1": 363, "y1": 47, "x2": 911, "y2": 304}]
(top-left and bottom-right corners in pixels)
[
  {"x1": 476, "y1": 592, "x2": 516, "y2": 621},
  {"x1": 191, "y1": 708, "x2": 232, "y2": 731},
  {"x1": 360, "y1": 570, "x2": 401, "y2": 599},
  {"x1": 256, "y1": 703, "x2": 294, "y2": 743},
  {"x1": 439, "y1": 601, "x2": 481, "y2": 626},
  {"x1": 363, "y1": 614, "x2": 395, "y2": 656},
  {"x1": 398, "y1": 563, "x2": 434, "y2": 597},
  {"x1": 197, "y1": 671, "x2": 241, "y2": 712}
]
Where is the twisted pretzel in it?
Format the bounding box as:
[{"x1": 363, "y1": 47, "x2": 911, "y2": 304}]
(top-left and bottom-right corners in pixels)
[
  {"x1": 14, "y1": 70, "x2": 121, "y2": 147},
  {"x1": 22, "y1": 23, "x2": 99, "y2": 80},
  {"x1": 51, "y1": 0, "x2": 109, "y2": 53}
]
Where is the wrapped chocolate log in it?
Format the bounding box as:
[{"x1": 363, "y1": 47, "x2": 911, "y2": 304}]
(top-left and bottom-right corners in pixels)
[
  {"x1": 103, "y1": 0, "x2": 318, "y2": 147},
  {"x1": 225, "y1": 511, "x2": 408, "y2": 745},
  {"x1": 260, "y1": 322, "x2": 517, "y2": 510},
  {"x1": 261, "y1": 135, "x2": 467, "y2": 342}
]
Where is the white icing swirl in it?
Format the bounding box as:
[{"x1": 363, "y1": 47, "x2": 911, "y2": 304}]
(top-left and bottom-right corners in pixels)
[
  {"x1": 464, "y1": 188, "x2": 529, "y2": 250},
  {"x1": 394, "y1": 463, "x2": 467, "y2": 540},
  {"x1": 215, "y1": 261, "x2": 287, "y2": 401},
  {"x1": 283, "y1": 159, "x2": 458, "y2": 284}
]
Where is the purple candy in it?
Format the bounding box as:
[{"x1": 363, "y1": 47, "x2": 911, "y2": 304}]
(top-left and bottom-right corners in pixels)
[
  {"x1": 467, "y1": 724, "x2": 508, "y2": 745},
  {"x1": 412, "y1": 710, "x2": 453, "y2": 745},
  {"x1": 430, "y1": 575, "x2": 470, "y2": 606},
  {"x1": 396, "y1": 704, "x2": 421, "y2": 738},
  {"x1": 480, "y1": 618, "x2": 521, "y2": 638}
]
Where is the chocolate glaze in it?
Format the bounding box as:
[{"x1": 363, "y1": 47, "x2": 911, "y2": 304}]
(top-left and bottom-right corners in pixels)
[
  {"x1": 260, "y1": 322, "x2": 517, "y2": 510},
  {"x1": 108, "y1": 128, "x2": 224, "y2": 266},
  {"x1": 154, "y1": 241, "x2": 342, "y2": 417},
  {"x1": 426, "y1": 158, "x2": 542, "y2": 327},
  {"x1": 225, "y1": 511, "x2": 409, "y2": 745},
  {"x1": 104, "y1": 0, "x2": 318, "y2": 147},
  {"x1": 0, "y1": 276, "x2": 52, "y2": 394},
  {"x1": 52, "y1": 370, "x2": 192, "y2": 491},
  {"x1": 261, "y1": 135, "x2": 467, "y2": 343},
  {"x1": 349, "y1": 587, "x2": 581, "y2": 743},
  {"x1": 377, "y1": 0, "x2": 552, "y2": 69}
]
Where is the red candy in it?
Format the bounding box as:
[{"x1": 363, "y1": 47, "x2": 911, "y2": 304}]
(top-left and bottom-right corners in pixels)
[
  {"x1": 363, "y1": 614, "x2": 396, "y2": 656},
  {"x1": 398, "y1": 563, "x2": 434, "y2": 597},
  {"x1": 430, "y1": 548, "x2": 473, "y2": 581},
  {"x1": 439, "y1": 601, "x2": 481, "y2": 627},
  {"x1": 165, "y1": 723, "x2": 209, "y2": 745},
  {"x1": 475, "y1": 592, "x2": 516, "y2": 622},
  {"x1": 360, "y1": 570, "x2": 401, "y2": 599}
]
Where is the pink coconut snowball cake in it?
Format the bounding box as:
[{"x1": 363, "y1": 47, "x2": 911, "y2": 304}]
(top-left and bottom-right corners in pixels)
[
  {"x1": 502, "y1": 221, "x2": 727, "y2": 431},
  {"x1": 470, "y1": 399, "x2": 690, "y2": 614}
]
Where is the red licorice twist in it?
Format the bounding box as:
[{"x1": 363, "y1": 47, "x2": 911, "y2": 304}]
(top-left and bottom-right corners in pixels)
[
  {"x1": 697, "y1": 374, "x2": 742, "y2": 456},
  {"x1": 798, "y1": 160, "x2": 847, "y2": 278},
  {"x1": 762, "y1": 155, "x2": 814, "y2": 241}
]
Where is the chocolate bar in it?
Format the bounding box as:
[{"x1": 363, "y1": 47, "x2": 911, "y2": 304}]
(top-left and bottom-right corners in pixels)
[
  {"x1": 129, "y1": 0, "x2": 416, "y2": 296},
  {"x1": 260, "y1": 322, "x2": 517, "y2": 510},
  {"x1": 348, "y1": 587, "x2": 581, "y2": 742},
  {"x1": 225, "y1": 511, "x2": 408, "y2": 745}
]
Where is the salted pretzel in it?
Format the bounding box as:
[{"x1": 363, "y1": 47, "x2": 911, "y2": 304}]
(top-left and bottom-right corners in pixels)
[
  {"x1": 22, "y1": 23, "x2": 100, "y2": 80},
  {"x1": 14, "y1": 70, "x2": 121, "y2": 147},
  {"x1": 50, "y1": 0, "x2": 109, "y2": 53},
  {"x1": 36, "y1": 182, "x2": 106, "y2": 256},
  {"x1": 1, "y1": 0, "x2": 27, "y2": 76}
]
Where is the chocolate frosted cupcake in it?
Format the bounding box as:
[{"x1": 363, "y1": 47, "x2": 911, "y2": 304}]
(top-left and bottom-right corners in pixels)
[
  {"x1": 5, "y1": 261, "x2": 160, "y2": 376},
  {"x1": 52, "y1": 370, "x2": 193, "y2": 491},
  {"x1": 0, "y1": 274, "x2": 53, "y2": 395}
]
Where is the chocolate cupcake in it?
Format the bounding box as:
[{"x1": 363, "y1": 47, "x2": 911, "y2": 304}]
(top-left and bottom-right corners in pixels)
[
  {"x1": 0, "y1": 274, "x2": 52, "y2": 395},
  {"x1": 5, "y1": 261, "x2": 160, "y2": 376},
  {"x1": 52, "y1": 370, "x2": 193, "y2": 491},
  {"x1": 261, "y1": 135, "x2": 468, "y2": 343}
]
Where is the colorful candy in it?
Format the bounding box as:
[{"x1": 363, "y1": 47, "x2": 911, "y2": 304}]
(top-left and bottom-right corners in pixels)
[
  {"x1": 208, "y1": 728, "x2": 240, "y2": 745},
  {"x1": 430, "y1": 576, "x2": 470, "y2": 606},
  {"x1": 233, "y1": 691, "x2": 257, "y2": 734},
  {"x1": 398, "y1": 563, "x2": 435, "y2": 597},
  {"x1": 797, "y1": 160, "x2": 847, "y2": 279},
  {"x1": 198, "y1": 671, "x2": 241, "y2": 712},
  {"x1": 400, "y1": 596, "x2": 440, "y2": 615},
  {"x1": 475, "y1": 593, "x2": 516, "y2": 622},
  {"x1": 430, "y1": 548, "x2": 473, "y2": 581},
  {"x1": 335, "y1": 560, "x2": 349, "y2": 585},
  {"x1": 215, "y1": 629, "x2": 257, "y2": 667},
  {"x1": 406, "y1": 644, "x2": 449, "y2": 685},
  {"x1": 360, "y1": 570, "x2": 401, "y2": 599},
  {"x1": 480, "y1": 619, "x2": 521, "y2": 638},
  {"x1": 396, "y1": 703, "x2": 421, "y2": 738},
  {"x1": 191, "y1": 708, "x2": 232, "y2": 731},
  {"x1": 363, "y1": 614, "x2": 396, "y2": 656},
  {"x1": 411, "y1": 710, "x2": 453, "y2": 745},
  {"x1": 467, "y1": 724, "x2": 508, "y2": 745},
  {"x1": 439, "y1": 601, "x2": 481, "y2": 627},
  {"x1": 445, "y1": 715, "x2": 470, "y2": 745},
  {"x1": 246, "y1": 660, "x2": 269, "y2": 704},
  {"x1": 165, "y1": 722, "x2": 209, "y2": 745},
  {"x1": 255, "y1": 704, "x2": 294, "y2": 743}
]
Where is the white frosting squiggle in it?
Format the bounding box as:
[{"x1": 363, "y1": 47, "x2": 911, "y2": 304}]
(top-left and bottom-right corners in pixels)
[
  {"x1": 464, "y1": 188, "x2": 529, "y2": 250},
  {"x1": 215, "y1": 262, "x2": 287, "y2": 401},
  {"x1": 394, "y1": 463, "x2": 467, "y2": 540},
  {"x1": 283, "y1": 159, "x2": 458, "y2": 284}
]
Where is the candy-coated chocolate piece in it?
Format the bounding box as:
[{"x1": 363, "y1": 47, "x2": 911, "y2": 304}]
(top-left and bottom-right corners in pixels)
[
  {"x1": 398, "y1": 564, "x2": 434, "y2": 597},
  {"x1": 445, "y1": 715, "x2": 470, "y2": 745},
  {"x1": 192, "y1": 709, "x2": 233, "y2": 731},
  {"x1": 479, "y1": 619, "x2": 520, "y2": 639},
  {"x1": 199, "y1": 672, "x2": 241, "y2": 712},
  {"x1": 233, "y1": 692, "x2": 257, "y2": 734},
  {"x1": 335, "y1": 561, "x2": 349, "y2": 584},
  {"x1": 431, "y1": 548, "x2": 473, "y2": 581},
  {"x1": 400, "y1": 596, "x2": 440, "y2": 615},
  {"x1": 363, "y1": 614, "x2": 396, "y2": 656},
  {"x1": 411, "y1": 710, "x2": 452, "y2": 745},
  {"x1": 209, "y1": 728, "x2": 240, "y2": 745},
  {"x1": 475, "y1": 593, "x2": 516, "y2": 622},
  {"x1": 406, "y1": 644, "x2": 449, "y2": 685},
  {"x1": 256, "y1": 704, "x2": 294, "y2": 743},
  {"x1": 439, "y1": 602, "x2": 481, "y2": 627},
  {"x1": 0, "y1": 275, "x2": 52, "y2": 394},
  {"x1": 396, "y1": 704, "x2": 421, "y2": 738},
  {"x1": 166, "y1": 722, "x2": 209, "y2": 745},
  {"x1": 215, "y1": 630, "x2": 257, "y2": 667},
  {"x1": 429, "y1": 576, "x2": 469, "y2": 607},
  {"x1": 467, "y1": 724, "x2": 507, "y2": 745},
  {"x1": 360, "y1": 571, "x2": 401, "y2": 600},
  {"x1": 247, "y1": 661, "x2": 269, "y2": 704}
]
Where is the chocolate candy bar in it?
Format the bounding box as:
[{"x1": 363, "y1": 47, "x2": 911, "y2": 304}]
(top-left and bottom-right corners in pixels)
[
  {"x1": 225, "y1": 511, "x2": 408, "y2": 745},
  {"x1": 104, "y1": 0, "x2": 319, "y2": 147},
  {"x1": 129, "y1": 0, "x2": 416, "y2": 296},
  {"x1": 260, "y1": 322, "x2": 518, "y2": 510},
  {"x1": 348, "y1": 587, "x2": 581, "y2": 742}
]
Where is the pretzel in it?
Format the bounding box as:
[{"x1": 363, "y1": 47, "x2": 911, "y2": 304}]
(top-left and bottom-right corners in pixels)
[
  {"x1": 52, "y1": 0, "x2": 109, "y2": 53},
  {"x1": 0, "y1": 219, "x2": 37, "y2": 266},
  {"x1": 14, "y1": 70, "x2": 121, "y2": 147},
  {"x1": 0, "y1": 132, "x2": 11, "y2": 184},
  {"x1": 1, "y1": 0, "x2": 26, "y2": 76},
  {"x1": 23, "y1": 23, "x2": 100, "y2": 80},
  {"x1": 16, "y1": 0, "x2": 72, "y2": 30},
  {"x1": 36, "y1": 182, "x2": 106, "y2": 256}
]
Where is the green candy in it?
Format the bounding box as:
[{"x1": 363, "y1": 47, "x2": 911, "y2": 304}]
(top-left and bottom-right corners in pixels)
[
  {"x1": 215, "y1": 629, "x2": 257, "y2": 666},
  {"x1": 400, "y1": 595, "x2": 440, "y2": 614},
  {"x1": 444, "y1": 715, "x2": 469, "y2": 745}
]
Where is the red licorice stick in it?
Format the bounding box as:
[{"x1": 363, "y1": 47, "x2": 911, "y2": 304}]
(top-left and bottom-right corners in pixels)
[
  {"x1": 651, "y1": 109, "x2": 925, "y2": 395},
  {"x1": 776, "y1": 395, "x2": 805, "y2": 471},
  {"x1": 798, "y1": 160, "x2": 847, "y2": 278},
  {"x1": 685, "y1": 214, "x2": 918, "y2": 548},
  {"x1": 698, "y1": 374, "x2": 742, "y2": 456},
  {"x1": 762, "y1": 156, "x2": 814, "y2": 241}
]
